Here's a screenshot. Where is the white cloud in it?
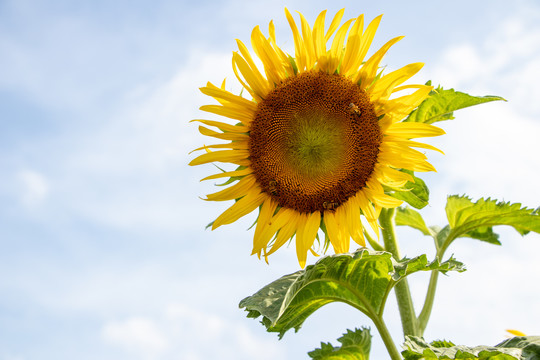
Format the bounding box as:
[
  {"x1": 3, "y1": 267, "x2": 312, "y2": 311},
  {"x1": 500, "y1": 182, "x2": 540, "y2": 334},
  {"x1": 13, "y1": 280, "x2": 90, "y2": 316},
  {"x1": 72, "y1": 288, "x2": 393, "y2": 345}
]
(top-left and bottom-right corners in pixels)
[
  {"x1": 102, "y1": 317, "x2": 169, "y2": 358},
  {"x1": 29, "y1": 50, "x2": 240, "y2": 232},
  {"x1": 419, "y1": 4, "x2": 540, "y2": 210},
  {"x1": 101, "y1": 303, "x2": 285, "y2": 360},
  {"x1": 17, "y1": 169, "x2": 49, "y2": 207},
  {"x1": 400, "y1": 2, "x2": 540, "y2": 348},
  {"x1": 427, "y1": 4, "x2": 540, "y2": 114},
  {"x1": 0, "y1": 354, "x2": 26, "y2": 360}
]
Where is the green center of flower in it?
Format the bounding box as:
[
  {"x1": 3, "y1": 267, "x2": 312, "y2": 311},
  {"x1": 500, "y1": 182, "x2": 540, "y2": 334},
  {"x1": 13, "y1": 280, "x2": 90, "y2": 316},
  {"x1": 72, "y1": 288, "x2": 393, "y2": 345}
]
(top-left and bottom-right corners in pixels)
[
  {"x1": 249, "y1": 71, "x2": 382, "y2": 213},
  {"x1": 286, "y1": 111, "x2": 346, "y2": 179}
]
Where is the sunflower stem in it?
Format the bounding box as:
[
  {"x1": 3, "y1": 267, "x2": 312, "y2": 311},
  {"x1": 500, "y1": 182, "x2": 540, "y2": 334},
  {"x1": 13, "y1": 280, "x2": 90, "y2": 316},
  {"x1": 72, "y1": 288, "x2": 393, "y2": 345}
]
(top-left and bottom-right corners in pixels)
[
  {"x1": 380, "y1": 208, "x2": 419, "y2": 337},
  {"x1": 418, "y1": 239, "x2": 451, "y2": 335},
  {"x1": 371, "y1": 314, "x2": 403, "y2": 360},
  {"x1": 418, "y1": 268, "x2": 439, "y2": 335}
]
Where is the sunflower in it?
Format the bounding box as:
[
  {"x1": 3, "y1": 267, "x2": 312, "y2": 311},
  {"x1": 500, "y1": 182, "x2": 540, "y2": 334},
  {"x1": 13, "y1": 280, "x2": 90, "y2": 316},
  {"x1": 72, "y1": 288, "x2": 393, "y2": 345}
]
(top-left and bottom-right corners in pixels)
[{"x1": 189, "y1": 8, "x2": 444, "y2": 267}]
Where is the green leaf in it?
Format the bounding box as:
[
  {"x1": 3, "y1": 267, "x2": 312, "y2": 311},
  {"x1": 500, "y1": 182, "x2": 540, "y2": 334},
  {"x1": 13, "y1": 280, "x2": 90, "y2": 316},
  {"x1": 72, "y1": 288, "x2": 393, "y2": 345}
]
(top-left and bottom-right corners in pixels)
[
  {"x1": 444, "y1": 195, "x2": 540, "y2": 247},
  {"x1": 239, "y1": 249, "x2": 464, "y2": 338},
  {"x1": 396, "y1": 206, "x2": 433, "y2": 236},
  {"x1": 433, "y1": 225, "x2": 452, "y2": 250},
  {"x1": 387, "y1": 170, "x2": 430, "y2": 209},
  {"x1": 402, "y1": 336, "x2": 540, "y2": 360},
  {"x1": 497, "y1": 336, "x2": 540, "y2": 360},
  {"x1": 308, "y1": 328, "x2": 372, "y2": 360},
  {"x1": 392, "y1": 255, "x2": 465, "y2": 280},
  {"x1": 404, "y1": 87, "x2": 506, "y2": 124}
]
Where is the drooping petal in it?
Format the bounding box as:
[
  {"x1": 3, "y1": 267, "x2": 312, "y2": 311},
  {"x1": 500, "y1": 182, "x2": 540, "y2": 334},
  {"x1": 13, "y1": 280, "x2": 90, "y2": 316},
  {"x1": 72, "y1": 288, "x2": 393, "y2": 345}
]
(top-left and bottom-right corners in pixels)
[
  {"x1": 189, "y1": 149, "x2": 250, "y2": 166},
  {"x1": 205, "y1": 174, "x2": 257, "y2": 201},
  {"x1": 200, "y1": 168, "x2": 252, "y2": 182},
  {"x1": 212, "y1": 190, "x2": 267, "y2": 229},
  {"x1": 385, "y1": 122, "x2": 446, "y2": 138},
  {"x1": 296, "y1": 211, "x2": 321, "y2": 267}
]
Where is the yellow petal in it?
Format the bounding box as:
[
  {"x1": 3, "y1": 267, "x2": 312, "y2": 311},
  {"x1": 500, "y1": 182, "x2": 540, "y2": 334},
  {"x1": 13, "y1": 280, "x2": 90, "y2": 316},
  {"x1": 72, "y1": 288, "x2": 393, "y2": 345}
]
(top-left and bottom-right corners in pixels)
[
  {"x1": 327, "y1": 18, "x2": 354, "y2": 73},
  {"x1": 385, "y1": 136, "x2": 445, "y2": 154},
  {"x1": 377, "y1": 86, "x2": 433, "y2": 126},
  {"x1": 366, "y1": 190, "x2": 403, "y2": 208},
  {"x1": 265, "y1": 211, "x2": 300, "y2": 256},
  {"x1": 345, "y1": 15, "x2": 384, "y2": 78},
  {"x1": 251, "y1": 26, "x2": 287, "y2": 84},
  {"x1": 385, "y1": 122, "x2": 446, "y2": 138},
  {"x1": 284, "y1": 8, "x2": 307, "y2": 70},
  {"x1": 353, "y1": 15, "x2": 383, "y2": 73},
  {"x1": 235, "y1": 39, "x2": 271, "y2": 93},
  {"x1": 268, "y1": 20, "x2": 276, "y2": 43},
  {"x1": 340, "y1": 15, "x2": 364, "y2": 75},
  {"x1": 335, "y1": 206, "x2": 350, "y2": 253},
  {"x1": 325, "y1": 8, "x2": 345, "y2": 42},
  {"x1": 324, "y1": 211, "x2": 346, "y2": 253},
  {"x1": 199, "y1": 104, "x2": 254, "y2": 125},
  {"x1": 232, "y1": 51, "x2": 269, "y2": 100},
  {"x1": 190, "y1": 141, "x2": 248, "y2": 153},
  {"x1": 355, "y1": 36, "x2": 403, "y2": 87},
  {"x1": 212, "y1": 190, "x2": 267, "y2": 229},
  {"x1": 231, "y1": 55, "x2": 258, "y2": 101},
  {"x1": 198, "y1": 126, "x2": 248, "y2": 141},
  {"x1": 312, "y1": 10, "x2": 327, "y2": 61},
  {"x1": 297, "y1": 11, "x2": 315, "y2": 68},
  {"x1": 200, "y1": 84, "x2": 257, "y2": 112},
  {"x1": 295, "y1": 213, "x2": 309, "y2": 268},
  {"x1": 200, "y1": 168, "x2": 252, "y2": 182},
  {"x1": 296, "y1": 211, "x2": 321, "y2": 268},
  {"x1": 253, "y1": 207, "x2": 295, "y2": 253},
  {"x1": 191, "y1": 119, "x2": 249, "y2": 133},
  {"x1": 343, "y1": 196, "x2": 365, "y2": 246},
  {"x1": 369, "y1": 63, "x2": 424, "y2": 101},
  {"x1": 375, "y1": 166, "x2": 414, "y2": 187},
  {"x1": 189, "y1": 149, "x2": 250, "y2": 166},
  {"x1": 205, "y1": 174, "x2": 256, "y2": 201},
  {"x1": 506, "y1": 329, "x2": 527, "y2": 337},
  {"x1": 253, "y1": 197, "x2": 279, "y2": 245}
]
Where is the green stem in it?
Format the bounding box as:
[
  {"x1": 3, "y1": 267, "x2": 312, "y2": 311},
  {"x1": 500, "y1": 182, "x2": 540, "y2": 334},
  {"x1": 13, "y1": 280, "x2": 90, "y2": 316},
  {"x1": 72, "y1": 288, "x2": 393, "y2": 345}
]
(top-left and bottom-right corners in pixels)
[
  {"x1": 379, "y1": 208, "x2": 419, "y2": 337},
  {"x1": 417, "y1": 237, "x2": 452, "y2": 335},
  {"x1": 371, "y1": 314, "x2": 403, "y2": 360},
  {"x1": 417, "y1": 269, "x2": 439, "y2": 335}
]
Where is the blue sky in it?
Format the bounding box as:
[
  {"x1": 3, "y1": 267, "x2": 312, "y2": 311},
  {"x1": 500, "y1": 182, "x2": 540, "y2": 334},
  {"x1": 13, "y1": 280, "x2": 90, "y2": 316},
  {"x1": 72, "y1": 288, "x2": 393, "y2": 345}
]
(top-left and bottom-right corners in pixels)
[{"x1": 1, "y1": 0, "x2": 539, "y2": 359}]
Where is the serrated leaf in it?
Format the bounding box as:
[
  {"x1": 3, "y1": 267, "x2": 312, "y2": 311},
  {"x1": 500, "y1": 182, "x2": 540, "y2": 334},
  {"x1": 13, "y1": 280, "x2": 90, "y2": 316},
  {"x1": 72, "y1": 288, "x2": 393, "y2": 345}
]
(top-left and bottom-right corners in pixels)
[
  {"x1": 388, "y1": 170, "x2": 430, "y2": 209},
  {"x1": 497, "y1": 336, "x2": 540, "y2": 360},
  {"x1": 402, "y1": 336, "x2": 540, "y2": 360},
  {"x1": 404, "y1": 87, "x2": 506, "y2": 124},
  {"x1": 308, "y1": 328, "x2": 372, "y2": 360},
  {"x1": 431, "y1": 340, "x2": 457, "y2": 348},
  {"x1": 239, "y1": 249, "x2": 464, "y2": 338},
  {"x1": 444, "y1": 195, "x2": 540, "y2": 247},
  {"x1": 392, "y1": 255, "x2": 465, "y2": 280},
  {"x1": 396, "y1": 206, "x2": 433, "y2": 236}
]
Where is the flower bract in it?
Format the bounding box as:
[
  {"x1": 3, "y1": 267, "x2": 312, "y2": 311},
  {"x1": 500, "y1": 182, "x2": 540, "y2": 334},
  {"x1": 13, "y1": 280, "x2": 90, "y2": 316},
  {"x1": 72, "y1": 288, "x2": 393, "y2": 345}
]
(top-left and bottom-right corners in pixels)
[{"x1": 190, "y1": 8, "x2": 444, "y2": 267}]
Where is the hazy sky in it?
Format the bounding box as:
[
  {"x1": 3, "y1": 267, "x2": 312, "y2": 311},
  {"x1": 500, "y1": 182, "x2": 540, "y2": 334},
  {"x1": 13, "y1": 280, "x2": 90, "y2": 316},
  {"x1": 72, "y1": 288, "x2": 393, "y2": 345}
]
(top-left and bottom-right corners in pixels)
[{"x1": 1, "y1": 0, "x2": 539, "y2": 359}]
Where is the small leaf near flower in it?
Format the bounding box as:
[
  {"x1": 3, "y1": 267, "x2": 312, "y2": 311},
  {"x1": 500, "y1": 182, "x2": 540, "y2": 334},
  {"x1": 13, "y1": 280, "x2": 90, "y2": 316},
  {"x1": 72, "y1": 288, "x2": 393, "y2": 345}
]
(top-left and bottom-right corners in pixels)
[
  {"x1": 386, "y1": 170, "x2": 430, "y2": 210},
  {"x1": 404, "y1": 86, "x2": 506, "y2": 124}
]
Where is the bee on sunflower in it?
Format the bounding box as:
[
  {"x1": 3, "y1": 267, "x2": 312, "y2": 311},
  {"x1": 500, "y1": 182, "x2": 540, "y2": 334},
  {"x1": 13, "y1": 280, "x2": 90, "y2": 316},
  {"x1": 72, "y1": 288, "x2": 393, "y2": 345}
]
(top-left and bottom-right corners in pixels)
[{"x1": 189, "y1": 8, "x2": 444, "y2": 267}]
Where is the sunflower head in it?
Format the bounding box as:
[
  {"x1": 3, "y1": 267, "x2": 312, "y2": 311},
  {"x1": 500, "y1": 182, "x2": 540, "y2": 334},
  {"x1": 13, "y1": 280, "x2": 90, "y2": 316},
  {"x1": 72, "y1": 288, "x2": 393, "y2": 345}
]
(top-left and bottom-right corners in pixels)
[{"x1": 190, "y1": 8, "x2": 444, "y2": 268}]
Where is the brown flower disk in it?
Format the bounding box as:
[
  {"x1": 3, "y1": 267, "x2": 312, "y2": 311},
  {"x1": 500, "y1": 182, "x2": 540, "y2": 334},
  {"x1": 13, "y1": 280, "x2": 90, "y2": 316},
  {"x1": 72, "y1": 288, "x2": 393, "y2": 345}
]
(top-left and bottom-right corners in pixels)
[{"x1": 249, "y1": 71, "x2": 382, "y2": 213}]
